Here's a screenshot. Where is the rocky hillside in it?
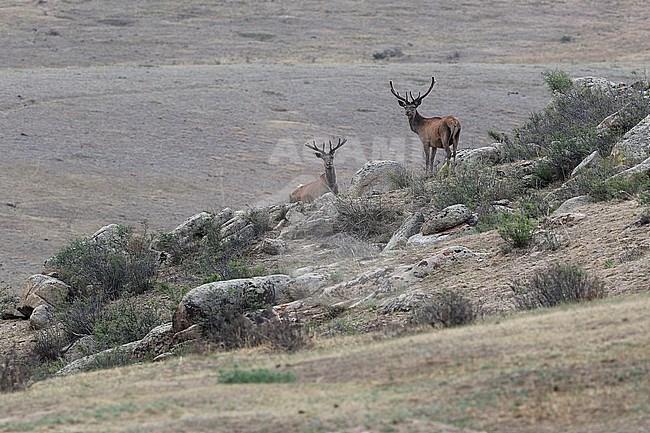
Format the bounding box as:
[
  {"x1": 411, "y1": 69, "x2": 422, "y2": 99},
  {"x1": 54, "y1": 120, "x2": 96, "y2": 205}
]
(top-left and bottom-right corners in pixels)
[{"x1": 1, "y1": 74, "x2": 649, "y2": 384}]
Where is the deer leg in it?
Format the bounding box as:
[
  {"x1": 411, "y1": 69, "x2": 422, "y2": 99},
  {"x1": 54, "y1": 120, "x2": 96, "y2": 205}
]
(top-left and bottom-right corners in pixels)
[{"x1": 430, "y1": 147, "x2": 438, "y2": 175}]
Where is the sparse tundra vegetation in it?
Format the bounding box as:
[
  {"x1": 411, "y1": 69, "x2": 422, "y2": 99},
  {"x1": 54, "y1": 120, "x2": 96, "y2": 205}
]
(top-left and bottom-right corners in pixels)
[{"x1": 1, "y1": 1, "x2": 650, "y2": 432}]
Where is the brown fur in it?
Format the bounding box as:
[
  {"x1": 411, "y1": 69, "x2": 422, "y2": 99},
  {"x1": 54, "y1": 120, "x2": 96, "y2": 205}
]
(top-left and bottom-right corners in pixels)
[{"x1": 390, "y1": 77, "x2": 462, "y2": 174}]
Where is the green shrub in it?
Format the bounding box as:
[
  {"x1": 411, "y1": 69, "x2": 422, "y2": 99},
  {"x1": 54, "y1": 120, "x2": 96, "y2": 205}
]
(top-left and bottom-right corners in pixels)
[
  {"x1": 512, "y1": 263, "x2": 605, "y2": 309},
  {"x1": 50, "y1": 224, "x2": 158, "y2": 300},
  {"x1": 91, "y1": 298, "x2": 165, "y2": 350},
  {"x1": 517, "y1": 192, "x2": 552, "y2": 219},
  {"x1": 431, "y1": 162, "x2": 523, "y2": 219},
  {"x1": 218, "y1": 368, "x2": 296, "y2": 384},
  {"x1": 502, "y1": 71, "x2": 650, "y2": 173},
  {"x1": 541, "y1": 69, "x2": 573, "y2": 94},
  {"x1": 413, "y1": 291, "x2": 476, "y2": 328},
  {"x1": 497, "y1": 212, "x2": 537, "y2": 248}
]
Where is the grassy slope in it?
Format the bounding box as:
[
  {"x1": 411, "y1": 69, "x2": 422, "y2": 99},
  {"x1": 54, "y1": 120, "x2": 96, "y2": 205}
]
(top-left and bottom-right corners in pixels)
[{"x1": 1, "y1": 294, "x2": 648, "y2": 433}]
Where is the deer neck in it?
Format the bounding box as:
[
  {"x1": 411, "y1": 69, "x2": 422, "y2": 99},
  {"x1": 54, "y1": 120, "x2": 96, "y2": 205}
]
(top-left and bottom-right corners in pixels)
[
  {"x1": 323, "y1": 167, "x2": 338, "y2": 194},
  {"x1": 408, "y1": 110, "x2": 427, "y2": 134}
]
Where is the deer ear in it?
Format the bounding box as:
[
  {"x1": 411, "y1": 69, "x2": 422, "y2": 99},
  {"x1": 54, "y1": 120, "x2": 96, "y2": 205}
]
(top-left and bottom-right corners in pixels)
[
  {"x1": 314, "y1": 152, "x2": 323, "y2": 158},
  {"x1": 398, "y1": 100, "x2": 406, "y2": 107}
]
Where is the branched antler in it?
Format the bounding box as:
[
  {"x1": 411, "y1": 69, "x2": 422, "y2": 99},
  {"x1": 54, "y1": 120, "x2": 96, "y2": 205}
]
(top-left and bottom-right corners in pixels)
[{"x1": 390, "y1": 77, "x2": 436, "y2": 106}]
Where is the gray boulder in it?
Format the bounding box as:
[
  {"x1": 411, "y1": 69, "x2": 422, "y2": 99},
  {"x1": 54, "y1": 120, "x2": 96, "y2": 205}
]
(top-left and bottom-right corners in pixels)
[
  {"x1": 383, "y1": 211, "x2": 425, "y2": 252},
  {"x1": 29, "y1": 304, "x2": 55, "y2": 330},
  {"x1": 611, "y1": 114, "x2": 650, "y2": 165},
  {"x1": 571, "y1": 151, "x2": 602, "y2": 178},
  {"x1": 456, "y1": 144, "x2": 502, "y2": 165},
  {"x1": 172, "y1": 275, "x2": 292, "y2": 333},
  {"x1": 56, "y1": 341, "x2": 139, "y2": 377},
  {"x1": 552, "y1": 195, "x2": 594, "y2": 216},
  {"x1": 421, "y1": 204, "x2": 477, "y2": 235},
  {"x1": 611, "y1": 155, "x2": 650, "y2": 181},
  {"x1": 18, "y1": 274, "x2": 71, "y2": 317},
  {"x1": 63, "y1": 335, "x2": 98, "y2": 363},
  {"x1": 347, "y1": 160, "x2": 407, "y2": 197}
]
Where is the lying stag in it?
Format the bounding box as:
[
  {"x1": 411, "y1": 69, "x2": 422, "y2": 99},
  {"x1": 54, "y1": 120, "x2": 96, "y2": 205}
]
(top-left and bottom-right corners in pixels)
[
  {"x1": 390, "y1": 76, "x2": 461, "y2": 175},
  {"x1": 290, "y1": 138, "x2": 347, "y2": 203}
]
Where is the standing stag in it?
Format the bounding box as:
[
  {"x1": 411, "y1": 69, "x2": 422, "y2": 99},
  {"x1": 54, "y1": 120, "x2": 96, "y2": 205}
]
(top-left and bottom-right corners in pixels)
[
  {"x1": 290, "y1": 138, "x2": 347, "y2": 203},
  {"x1": 390, "y1": 76, "x2": 461, "y2": 175}
]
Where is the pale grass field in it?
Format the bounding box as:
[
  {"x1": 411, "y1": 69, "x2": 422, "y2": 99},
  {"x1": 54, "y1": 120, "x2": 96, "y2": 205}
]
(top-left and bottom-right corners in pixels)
[{"x1": 1, "y1": 294, "x2": 648, "y2": 433}]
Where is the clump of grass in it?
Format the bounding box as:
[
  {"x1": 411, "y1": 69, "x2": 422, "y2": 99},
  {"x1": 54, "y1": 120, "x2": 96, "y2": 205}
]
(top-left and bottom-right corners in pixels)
[
  {"x1": 412, "y1": 291, "x2": 476, "y2": 328},
  {"x1": 497, "y1": 212, "x2": 537, "y2": 249},
  {"x1": 512, "y1": 263, "x2": 605, "y2": 309},
  {"x1": 218, "y1": 368, "x2": 296, "y2": 384}
]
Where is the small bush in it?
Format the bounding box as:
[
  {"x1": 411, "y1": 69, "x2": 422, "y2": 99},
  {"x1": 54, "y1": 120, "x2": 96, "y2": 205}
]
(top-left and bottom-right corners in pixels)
[
  {"x1": 50, "y1": 224, "x2": 158, "y2": 299},
  {"x1": 512, "y1": 263, "x2": 605, "y2": 309},
  {"x1": 91, "y1": 298, "x2": 165, "y2": 350},
  {"x1": 33, "y1": 327, "x2": 70, "y2": 362},
  {"x1": 541, "y1": 69, "x2": 573, "y2": 94},
  {"x1": 413, "y1": 291, "x2": 476, "y2": 328},
  {"x1": 517, "y1": 192, "x2": 552, "y2": 219},
  {"x1": 218, "y1": 368, "x2": 296, "y2": 384},
  {"x1": 255, "y1": 319, "x2": 311, "y2": 353},
  {"x1": 430, "y1": 162, "x2": 523, "y2": 220},
  {"x1": 1, "y1": 349, "x2": 34, "y2": 393},
  {"x1": 335, "y1": 196, "x2": 403, "y2": 241},
  {"x1": 497, "y1": 212, "x2": 537, "y2": 248}
]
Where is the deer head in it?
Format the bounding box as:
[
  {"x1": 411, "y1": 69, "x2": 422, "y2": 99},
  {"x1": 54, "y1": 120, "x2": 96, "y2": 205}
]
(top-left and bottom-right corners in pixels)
[
  {"x1": 389, "y1": 76, "x2": 436, "y2": 118},
  {"x1": 305, "y1": 138, "x2": 347, "y2": 171}
]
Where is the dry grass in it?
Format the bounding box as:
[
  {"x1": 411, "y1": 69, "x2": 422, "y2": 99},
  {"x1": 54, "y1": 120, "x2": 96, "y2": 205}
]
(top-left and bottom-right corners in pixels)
[{"x1": 1, "y1": 294, "x2": 648, "y2": 433}]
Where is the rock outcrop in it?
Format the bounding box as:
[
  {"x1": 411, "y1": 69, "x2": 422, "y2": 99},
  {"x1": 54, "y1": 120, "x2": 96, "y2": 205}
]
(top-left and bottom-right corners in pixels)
[{"x1": 347, "y1": 160, "x2": 407, "y2": 197}]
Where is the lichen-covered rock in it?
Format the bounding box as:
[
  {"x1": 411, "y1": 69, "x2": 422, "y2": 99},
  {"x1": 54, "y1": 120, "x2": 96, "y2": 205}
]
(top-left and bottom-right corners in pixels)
[
  {"x1": 421, "y1": 204, "x2": 476, "y2": 235},
  {"x1": 571, "y1": 151, "x2": 602, "y2": 178},
  {"x1": 29, "y1": 304, "x2": 55, "y2": 330},
  {"x1": 456, "y1": 144, "x2": 502, "y2": 165},
  {"x1": 611, "y1": 114, "x2": 650, "y2": 165},
  {"x1": 18, "y1": 274, "x2": 71, "y2": 317},
  {"x1": 172, "y1": 275, "x2": 292, "y2": 333},
  {"x1": 260, "y1": 238, "x2": 288, "y2": 255},
  {"x1": 347, "y1": 160, "x2": 407, "y2": 197},
  {"x1": 383, "y1": 211, "x2": 424, "y2": 252}
]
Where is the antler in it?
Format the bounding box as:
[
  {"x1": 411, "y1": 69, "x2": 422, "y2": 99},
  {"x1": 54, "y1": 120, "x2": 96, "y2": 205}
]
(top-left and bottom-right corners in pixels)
[
  {"x1": 328, "y1": 138, "x2": 347, "y2": 153},
  {"x1": 389, "y1": 80, "x2": 410, "y2": 104},
  {"x1": 390, "y1": 77, "x2": 436, "y2": 105},
  {"x1": 305, "y1": 140, "x2": 325, "y2": 153},
  {"x1": 305, "y1": 138, "x2": 347, "y2": 155}
]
